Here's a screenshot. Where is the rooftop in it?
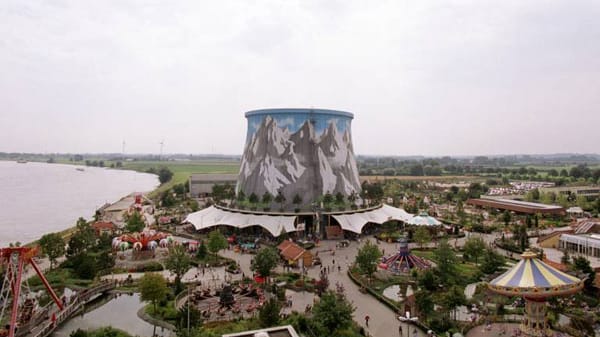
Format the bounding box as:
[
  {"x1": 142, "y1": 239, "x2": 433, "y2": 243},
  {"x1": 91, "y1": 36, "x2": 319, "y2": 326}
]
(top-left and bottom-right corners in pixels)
[
  {"x1": 467, "y1": 197, "x2": 564, "y2": 214},
  {"x1": 189, "y1": 173, "x2": 238, "y2": 182},
  {"x1": 245, "y1": 108, "x2": 353, "y2": 119},
  {"x1": 479, "y1": 197, "x2": 563, "y2": 210}
]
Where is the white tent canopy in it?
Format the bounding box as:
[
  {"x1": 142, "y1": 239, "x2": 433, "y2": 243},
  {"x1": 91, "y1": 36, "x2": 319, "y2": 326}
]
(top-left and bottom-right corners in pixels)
[
  {"x1": 185, "y1": 204, "x2": 414, "y2": 236},
  {"x1": 184, "y1": 206, "x2": 297, "y2": 236},
  {"x1": 331, "y1": 204, "x2": 413, "y2": 234},
  {"x1": 406, "y1": 212, "x2": 442, "y2": 226}
]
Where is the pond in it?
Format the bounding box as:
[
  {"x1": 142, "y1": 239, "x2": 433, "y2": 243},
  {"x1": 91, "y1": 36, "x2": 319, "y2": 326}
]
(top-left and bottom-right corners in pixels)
[
  {"x1": 382, "y1": 284, "x2": 413, "y2": 302},
  {"x1": 52, "y1": 293, "x2": 172, "y2": 337}
]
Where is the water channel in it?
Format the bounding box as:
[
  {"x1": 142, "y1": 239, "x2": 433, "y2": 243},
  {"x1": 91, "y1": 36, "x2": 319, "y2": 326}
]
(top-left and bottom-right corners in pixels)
[
  {"x1": 52, "y1": 293, "x2": 171, "y2": 337},
  {"x1": 382, "y1": 284, "x2": 413, "y2": 302}
]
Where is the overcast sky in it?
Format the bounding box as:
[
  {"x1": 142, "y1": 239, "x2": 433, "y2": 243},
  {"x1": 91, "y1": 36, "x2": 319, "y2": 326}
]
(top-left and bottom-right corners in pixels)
[{"x1": 1, "y1": 0, "x2": 599, "y2": 156}]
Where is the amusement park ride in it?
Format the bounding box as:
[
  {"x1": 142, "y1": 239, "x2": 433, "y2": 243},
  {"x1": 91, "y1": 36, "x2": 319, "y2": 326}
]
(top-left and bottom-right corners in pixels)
[{"x1": 0, "y1": 247, "x2": 63, "y2": 337}]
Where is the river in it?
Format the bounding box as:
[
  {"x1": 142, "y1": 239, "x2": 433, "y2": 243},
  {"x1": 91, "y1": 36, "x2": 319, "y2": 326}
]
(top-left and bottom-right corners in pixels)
[
  {"x1": 52, "y1": 293, "x2": 171, "y2": 337},
  {"x1": 0, "y1": 161, "x2": 158, "y2": 246}
]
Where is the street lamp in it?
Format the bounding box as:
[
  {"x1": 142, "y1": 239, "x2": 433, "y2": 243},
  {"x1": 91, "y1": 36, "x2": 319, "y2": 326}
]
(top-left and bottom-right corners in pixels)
[{"x1": 398, "y1": 311, "x2": 419, "y2": 337}]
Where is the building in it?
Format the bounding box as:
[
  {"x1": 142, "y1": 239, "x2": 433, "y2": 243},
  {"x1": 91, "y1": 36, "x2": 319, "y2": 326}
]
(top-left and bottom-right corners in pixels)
[
  {"x1": 91, "y1": 221, "x2": 117, "y2": 236},
  {"x1": 540, "y1": 185, "x2": 600, "y2": 199},
  {"x1": 537, "y1": 228, "x2": 573, "y2": 249},
  {"x1": 466, "y1": 197, "x2": 565, "y2": 215},
  {"x1": 237, "y1": 108, "x2": 361, "y2": 210},
  {"x1": 188, "y1": 174, "x2": 238, "y2": 198},
  {"x1": 559, "y1": 233, "x2": 600, "y2": 258},
  {"x1": 184, "y1": 109, "x2": 418, "y2": 238},
  {"x1": 277, "y1": 240, "x2": 313, "y2": 267},
  {"x1": 222, "y1": 325, "x2": 299, "y2": 337}
]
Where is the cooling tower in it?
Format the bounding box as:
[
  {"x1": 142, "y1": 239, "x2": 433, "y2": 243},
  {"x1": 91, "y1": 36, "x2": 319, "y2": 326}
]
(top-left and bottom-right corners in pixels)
[{"x1": 237, "y1": 108, "x2": 362, "y2": 210}]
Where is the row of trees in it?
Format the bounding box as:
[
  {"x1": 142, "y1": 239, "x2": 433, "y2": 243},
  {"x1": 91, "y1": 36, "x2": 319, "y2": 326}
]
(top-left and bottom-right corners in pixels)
[{"x1": 39, "y1": 217, "x2": 116, "y2": 280}]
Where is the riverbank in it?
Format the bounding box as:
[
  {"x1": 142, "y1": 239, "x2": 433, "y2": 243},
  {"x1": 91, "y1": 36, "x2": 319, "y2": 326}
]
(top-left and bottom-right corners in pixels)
[{"x1": 0, "y1": 161, "x2": 158, "y2": 247}]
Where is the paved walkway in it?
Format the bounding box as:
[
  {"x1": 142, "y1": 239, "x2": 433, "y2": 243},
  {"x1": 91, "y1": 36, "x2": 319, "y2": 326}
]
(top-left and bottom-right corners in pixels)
[{"x1": 221, "y1": 238, "x2": 428, "y2": 337}]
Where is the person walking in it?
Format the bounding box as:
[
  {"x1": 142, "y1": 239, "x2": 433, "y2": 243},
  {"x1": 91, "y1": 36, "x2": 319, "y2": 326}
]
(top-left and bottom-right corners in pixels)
[
  {"x1": 399, "y1": 324, "x2": 403, "y2": 336},
  {"x1": 413, "y1": 328, "x2": 418, "y2": 337},
  {"x1": 365, "y1": 315, "x2": 370, "y2": 327}
]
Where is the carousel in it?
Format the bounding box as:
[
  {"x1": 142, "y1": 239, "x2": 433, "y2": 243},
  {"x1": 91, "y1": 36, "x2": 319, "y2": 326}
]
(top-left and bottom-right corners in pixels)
[
  {"x1": 488, "y1": 250, "x2": 584, "y2": 337},
  {"x1": 379, "y1": 238, "x2": 430, "y2": 274},
  {"x1": 112, "y1": 229, "x2": 173, "y2": 259}
]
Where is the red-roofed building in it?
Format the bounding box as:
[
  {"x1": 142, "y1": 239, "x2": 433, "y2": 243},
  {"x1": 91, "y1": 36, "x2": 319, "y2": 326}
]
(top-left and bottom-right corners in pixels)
[
  {"x1": 277, "y1": 240, "x2": 313, "y2": 267},
  {"x1": 92, "y1": 221, "x2": 117, "y2": 236}
]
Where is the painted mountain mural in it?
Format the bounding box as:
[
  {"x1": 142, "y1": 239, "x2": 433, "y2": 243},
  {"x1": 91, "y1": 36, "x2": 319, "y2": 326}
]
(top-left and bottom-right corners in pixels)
[{"x1": 237, "y1": 112, "x2": 361, "y2": 209}]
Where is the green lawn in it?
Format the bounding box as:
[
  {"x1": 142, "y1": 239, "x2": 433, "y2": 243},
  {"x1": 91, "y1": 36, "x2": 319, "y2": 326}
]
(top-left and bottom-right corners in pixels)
[
  {"x1": 412, "y1": 249, "x2": 480, "y2": 283},
  {"x1": 119, "y1": 160, "x2": 239, "y2": 198}
]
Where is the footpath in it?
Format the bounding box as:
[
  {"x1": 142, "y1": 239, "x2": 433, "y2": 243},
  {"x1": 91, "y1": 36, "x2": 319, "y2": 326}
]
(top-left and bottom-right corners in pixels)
[{"x1": 221, "y1": 238, "x2": 427, "y2": 337}]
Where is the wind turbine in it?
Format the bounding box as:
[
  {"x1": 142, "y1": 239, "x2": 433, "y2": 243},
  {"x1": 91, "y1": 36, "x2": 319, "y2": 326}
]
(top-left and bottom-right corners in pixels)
[{"x1": 159, "y1": 140, "x2": 164, "y2": 161}]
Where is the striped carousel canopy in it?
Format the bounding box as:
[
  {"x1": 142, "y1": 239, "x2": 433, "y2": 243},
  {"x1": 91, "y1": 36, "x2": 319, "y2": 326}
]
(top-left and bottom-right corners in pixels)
[{"x1": 488, "y1": 250, "x2": 583, "y2": 298}]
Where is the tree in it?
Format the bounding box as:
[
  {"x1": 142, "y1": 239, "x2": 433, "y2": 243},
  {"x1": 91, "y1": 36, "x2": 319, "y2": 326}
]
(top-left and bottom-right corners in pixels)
[
  {"x1": 125, "y1": 211, "x2": 145, "y2": 233},
  {"x1": 323, "y1": 192, "x2": 333, "y2": 204},
  {"x1": 347, "y1": 191, "x2": 358, "y2": 205},
  {"x1": 516, "y1": 225, "x2": 529, "y2": 251},
  {"x1": 249, "y1": 193, "x2": 259, "y2": 204},
  {"x1": 139, "y1": 273, "x2": 168, "y2": 314},
  {"x1": 262, "y1": 192, "x2": 273, "y2": 205},
  {"x1": 561, "y1": 250, "x2": 570, "y2": 265},
  {"x1": 236, "y1": 190, "x2": 246, "y2": 203},
  {"x1": 418, "y1": 269, "x2": 437, "y2": 291},
  {"x1": 311, "y1": 291, "x2": 355, "y2": 335},
  {"x1": 413, "y1": 227, "x2": 431, "y2": 249},
  {"x1": 292, "y1": 194, "x2": 302, "y2": 207},
  {"x1": 335, "y1": 192, "x2": 345, "y2": 205},
  {"x1": 71, "y1": 253, "x2": 97, "y2": 279},
  {"x1": 502, "y1": 210, "x2": 511, "y2": 227},
  {"x1": 463, "y1": 237, "x2": 486, "y2": 265},
  {"x1": 165, "y1": 245, "x2": 191, "y2": 286},
  {"x1": 355, "y1": 241, "x2": 381, "y2": 282},
  {"x1": 414, "y1": 289, "x2": 434, "y2": 316},
  {"x1": 67, "y1": 218, "x2": 95, "y2": 257},
  {"x1": 572, "y1": 256, "x2": 595, "y2": 290},
  {"x1": 207, "y1": 231, "x2": 227, "y2": 261},
  {"x1": 96, "y1": 250, "x2": 115, "y2": 271},
  {"x1": 433, "y1": 239, "x2": 458, "y2": 286},
  {"x1": 173, "y1": 183, "x2": 186, "y2": 196},
  {"x1": 479, "y1": 248, "x2": 505, "y2": 274},
  {"x1": 160, "y1": 191, "x2": 176, "y2": 207},
  {"x1": 39, "y1": 233, "x2": 65, "y2": 269},
  {"x1": 158, "y1": 167, "x2": 174, "y2": 184},
  {"x1": 258, "y1": 298, "x2": 281, "y2": 328},
  {"x1": 251, "y1": 247, "x2": 279, "y2": 281},
  {"x1": 442, "y1": 285, "x2": 467, "y2": 321},
  {"x1": 196, "y1": 243, "x2": 207, "y2": 259},
  {"x1": 274, "y1": 191, "x2": 286, "y2": 210}
]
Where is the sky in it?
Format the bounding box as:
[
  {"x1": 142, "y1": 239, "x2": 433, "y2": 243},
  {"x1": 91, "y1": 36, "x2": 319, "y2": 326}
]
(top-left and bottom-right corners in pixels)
[{"x1": 1, "y1": 0, "x2": 599, "y2": 156}]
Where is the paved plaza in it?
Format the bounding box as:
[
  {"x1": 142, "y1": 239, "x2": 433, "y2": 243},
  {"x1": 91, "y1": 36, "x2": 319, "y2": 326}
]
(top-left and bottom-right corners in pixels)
[
  {"x1": 98, "y1": 229, "x2": 579, "y2": 337},
  {"x1": 221, "y1": 238, "x2": 428, "y2": 337}
]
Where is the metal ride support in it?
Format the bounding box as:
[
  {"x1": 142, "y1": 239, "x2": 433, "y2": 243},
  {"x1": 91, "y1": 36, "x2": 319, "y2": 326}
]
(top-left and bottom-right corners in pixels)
[{"x1": 0, "y1": 247, "x2": 64, "y2": 337}]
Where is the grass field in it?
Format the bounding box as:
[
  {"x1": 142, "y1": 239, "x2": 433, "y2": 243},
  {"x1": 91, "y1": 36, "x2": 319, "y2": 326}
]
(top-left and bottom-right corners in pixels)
[
  {"x1": 412, "y1": 249, "x2": 480, "y2": 283},
  {"x1": 120, "y1": 160, "x2": 240, "y2": 198}
]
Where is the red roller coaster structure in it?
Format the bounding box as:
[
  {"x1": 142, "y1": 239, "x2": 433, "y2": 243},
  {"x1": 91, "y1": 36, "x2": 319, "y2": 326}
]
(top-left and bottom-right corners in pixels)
[{"x1": 0, "y1": 247, "x2": 63, "y2": 337}]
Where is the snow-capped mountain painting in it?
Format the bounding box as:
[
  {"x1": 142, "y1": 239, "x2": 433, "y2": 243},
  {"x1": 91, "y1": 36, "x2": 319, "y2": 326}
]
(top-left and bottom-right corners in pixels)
[{"x1": 237, "y1": 112, "x2": 361, "y2": 209}]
